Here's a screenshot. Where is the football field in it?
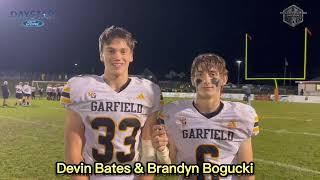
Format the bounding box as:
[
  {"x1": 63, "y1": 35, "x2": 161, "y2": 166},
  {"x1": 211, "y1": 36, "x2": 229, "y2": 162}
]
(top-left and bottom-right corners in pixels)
[{"x1": 0, "y1": 98, "x2": 319, "y2": 180}]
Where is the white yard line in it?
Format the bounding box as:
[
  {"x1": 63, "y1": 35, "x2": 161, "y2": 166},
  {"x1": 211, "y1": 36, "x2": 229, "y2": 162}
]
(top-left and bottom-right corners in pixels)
[
  {"x1": 261, "y1": 116, "x2": 318, "y2": 122},
  {"x1": 263, "y1": 129, "x2": 320, "y2": 137},
  {"x1": 255, "y1": 158, "x2": 320, "y2": 175},
  {"x1": 260, "y1": 111, "x2": 320, "y2": 116},
  {"x1": 262, "y1": 116, "x2": 302, "y2": 120}
]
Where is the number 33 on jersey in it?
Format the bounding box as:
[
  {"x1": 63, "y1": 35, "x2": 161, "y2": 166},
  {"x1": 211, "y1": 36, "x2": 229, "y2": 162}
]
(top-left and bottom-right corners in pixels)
[{"x1": 60, "y1": 75, "x2": 161, "y2": 165}]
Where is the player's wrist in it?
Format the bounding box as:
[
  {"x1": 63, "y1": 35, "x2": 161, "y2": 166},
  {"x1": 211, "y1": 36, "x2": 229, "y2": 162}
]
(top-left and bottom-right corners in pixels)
[
  {"x1": 156, "y1": 146, "x2": 168, "y2": 154},
  {"x1": 156, "y1": 146, "x2": 166, "y2": 152},
  {"x1": 156, "y1": 146, "x2": 171, "y2": 164},
  {"x1": 140, "y1": 140, "x2": 156, "y2": 163}
]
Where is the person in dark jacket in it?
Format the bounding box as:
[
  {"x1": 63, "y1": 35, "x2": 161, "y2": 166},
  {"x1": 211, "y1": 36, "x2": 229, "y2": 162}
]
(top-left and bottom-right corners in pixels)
[{"x1": 1, "y1": 81, "x2": 10, "y2": 106}]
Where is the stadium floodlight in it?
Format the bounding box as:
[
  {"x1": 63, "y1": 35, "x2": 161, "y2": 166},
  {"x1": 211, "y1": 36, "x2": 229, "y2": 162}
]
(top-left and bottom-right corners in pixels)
[{"x1": 236, "y1": 60, "x2": 242, "y2": 87}]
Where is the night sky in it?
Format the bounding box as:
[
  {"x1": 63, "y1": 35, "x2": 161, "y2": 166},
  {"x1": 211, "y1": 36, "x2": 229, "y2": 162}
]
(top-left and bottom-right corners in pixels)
[{"x1": 0, "y1": 0, "x2": 319, "y2": 83}]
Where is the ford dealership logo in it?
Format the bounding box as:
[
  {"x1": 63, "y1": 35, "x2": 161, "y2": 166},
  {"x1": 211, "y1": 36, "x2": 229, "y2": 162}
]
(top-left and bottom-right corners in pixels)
[
  {"x1": 10, "y1": 10, "x2": 55, "y2": 19},
  {"x1": 9, "y1": 9, "x2": 54, "y2": 28},
  {"x1": 22, "y1": 19, "x2": 44, "y2": 27}
]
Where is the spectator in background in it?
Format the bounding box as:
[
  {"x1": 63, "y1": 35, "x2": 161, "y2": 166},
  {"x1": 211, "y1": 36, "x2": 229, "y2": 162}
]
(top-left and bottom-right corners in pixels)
[
  {"x1": 15, "y1": 82, "x2": 23, "y2": 106},
  {"x1": 244, "y1": 86, "x2": 252, "y2": 106},
  {"x1": 57, "y1": 84, "x2": 63, "y2": 101},
  {"x1": 31, "y1": 86, "x2": 36, "y2": 100},
  {"x1": 39, "y1": 87, "x2": 44, "y2": 99},
  {"x1": 1, "y1": 81, "x2": 10, "y2": 106},
  {"x1": 22, "y1": 82, "x2": 32, "y2": 106},
  {"x1": 300, "y1": 89, "x2": 304, "y2": 96},
  {"x1": 46, "y1": 84, "x2": 52, "y2": 100},
  {"x1": 52, "y1": 85, "x2": 57, "y2": 101}
]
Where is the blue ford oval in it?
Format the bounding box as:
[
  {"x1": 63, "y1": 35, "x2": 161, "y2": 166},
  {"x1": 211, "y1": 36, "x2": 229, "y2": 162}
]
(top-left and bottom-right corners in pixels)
[{"x1": 22, "y1": 19, "x2": 45, "y2": 27}]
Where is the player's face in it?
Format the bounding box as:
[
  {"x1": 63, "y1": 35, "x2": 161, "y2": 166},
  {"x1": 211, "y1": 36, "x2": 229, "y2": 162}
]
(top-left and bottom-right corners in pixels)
[
  {"x1": 193, "y1": 67, "x2": 227, "y2": 98},
  {"x1": 100, "y1": 38, "x2": 133, "y2": 76}
]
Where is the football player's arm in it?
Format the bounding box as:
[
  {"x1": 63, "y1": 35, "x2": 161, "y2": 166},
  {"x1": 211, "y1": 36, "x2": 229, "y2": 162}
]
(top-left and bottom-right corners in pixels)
[
  {"x1": 141, "y1": 111, "x2": 158, "y2": 161},
  {"x1": 238, "y1": 138, "x2": 255, "y2": 180},
  {"x1": 142, "y1": 111, "x2": 158, "y2": 140},
  {"x1": 138, "y1": 112, "x2": 158, "y2": 180},
  {"x1": 152, "y1": 124, "x2": 173, "y2": 164},
  {"x1": 168, "y1": 137, "x2": 177, "y2": 164},
  {"x1": 64, "y1": 109, "x2": 88, "y2": 180}
]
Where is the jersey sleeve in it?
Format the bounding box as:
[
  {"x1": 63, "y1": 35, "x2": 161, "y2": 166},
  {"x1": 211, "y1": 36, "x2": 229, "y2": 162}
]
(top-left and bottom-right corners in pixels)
[
  {"x1": 60, "y1": 81, "x2": 72, "y2": 107},
  {"x1": 247, "y1": 106, "x2": 260, "y2": 137},
  {"x1": 236, "y1": 103, "x2": 260, "y2": 139},
  {"x1": 157, "y1": 103, "x2": 173, "y2": 129},
  {"x1": 149, "y1": 83, "x2": 162, "y2": 114},
  {"x1": 252, "y1": 111, "x2": 260, "y2": 137},
  {"x1": 60, "y1": 77, "x2": 81, "y2": 112}
]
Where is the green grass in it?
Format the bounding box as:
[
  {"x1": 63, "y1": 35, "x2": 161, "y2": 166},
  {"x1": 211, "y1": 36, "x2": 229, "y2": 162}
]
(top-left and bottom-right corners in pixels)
[{"x1": 0, "y1": 98, "x2": 319, "y2": 179}]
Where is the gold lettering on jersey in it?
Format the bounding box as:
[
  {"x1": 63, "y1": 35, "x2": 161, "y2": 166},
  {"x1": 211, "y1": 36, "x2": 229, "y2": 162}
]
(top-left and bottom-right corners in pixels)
[
  {"x1": 182, "y1": 129, "x2": 234, "y2": 141},
  {"x1": 91, "y1": 101, "x2": 143, "y2": 113}
]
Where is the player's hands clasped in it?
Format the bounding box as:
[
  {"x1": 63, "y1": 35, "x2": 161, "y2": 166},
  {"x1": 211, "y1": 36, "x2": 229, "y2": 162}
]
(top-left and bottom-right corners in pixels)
[{"x1": 152, "y1": 125, "x2": 168, "y2": 152}]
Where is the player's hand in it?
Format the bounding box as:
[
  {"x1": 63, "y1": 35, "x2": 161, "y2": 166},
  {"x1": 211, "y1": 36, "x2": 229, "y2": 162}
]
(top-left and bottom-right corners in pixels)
[{"x1": 152, "y1": 125, "x2": 168, "y2": 152}]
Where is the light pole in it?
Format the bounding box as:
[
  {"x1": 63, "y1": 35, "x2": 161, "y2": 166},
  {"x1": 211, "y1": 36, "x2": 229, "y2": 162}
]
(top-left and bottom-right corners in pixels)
[
  {"x1": 236, "y1": 60, "x2": 242, "y2": 87},
  {"x1": 74, "y1": 63, "x2": 78, "y2": 75}
]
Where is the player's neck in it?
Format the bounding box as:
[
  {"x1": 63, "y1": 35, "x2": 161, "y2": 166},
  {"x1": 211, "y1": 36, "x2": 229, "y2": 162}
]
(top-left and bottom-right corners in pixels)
[
  {"x1": 103, "y1": 73, "x2": 129, "y2": 92},
  {"x1": 194, "y1": 95, "x2": 221, "y2": 113}
]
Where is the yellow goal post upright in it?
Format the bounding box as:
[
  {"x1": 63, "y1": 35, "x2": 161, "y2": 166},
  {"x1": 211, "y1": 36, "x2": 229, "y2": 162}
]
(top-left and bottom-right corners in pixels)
[{"x1": 245, "y1": 27, "x2": 311, "y2": 101}]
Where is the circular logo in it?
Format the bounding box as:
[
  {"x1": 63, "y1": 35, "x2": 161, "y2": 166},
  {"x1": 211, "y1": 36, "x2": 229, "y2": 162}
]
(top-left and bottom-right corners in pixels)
[{"x1": 22, "y1": 19, "x2": 45, "y2": 28}]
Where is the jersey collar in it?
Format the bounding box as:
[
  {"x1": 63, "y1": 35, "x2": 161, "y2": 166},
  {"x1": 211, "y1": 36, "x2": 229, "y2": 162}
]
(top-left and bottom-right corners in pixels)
[{"x1": 192, "y1": 101, "x2": 224, "y2": 119}]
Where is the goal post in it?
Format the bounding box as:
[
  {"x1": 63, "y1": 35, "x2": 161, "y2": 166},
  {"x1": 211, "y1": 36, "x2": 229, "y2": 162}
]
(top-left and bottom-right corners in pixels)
[{"x1": 245, "y1": 27, "x2": 311, "y2": 101}]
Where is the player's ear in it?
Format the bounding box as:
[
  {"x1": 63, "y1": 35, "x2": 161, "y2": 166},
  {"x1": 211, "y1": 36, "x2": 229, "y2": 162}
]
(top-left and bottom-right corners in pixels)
[
  {"x1": 190, "y1": 77, "x2": 195, "y2": 87},
  {"x1": 222, "y1": 73, "x2": 228, "y2": 86},
  {"x1": 99, "y1": 53, "x2": 104, "y2": 62},
  {"x1": 129, "y1": 50, "x2": 134, "y2": 63}
]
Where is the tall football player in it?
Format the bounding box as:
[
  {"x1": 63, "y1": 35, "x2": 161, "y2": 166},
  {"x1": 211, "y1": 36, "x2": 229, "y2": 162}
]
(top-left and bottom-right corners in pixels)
[
  {"x1": 152, "y1": 53, "x2": 259, "y2": 180},
  {"x1": 61, "y1": 26, "x2": 160, "y2": 180},
  {"x1": 46, "y1": 84, "x2": 53, "y2": 100},
  {"x1": 22, "y1": 82, "x2": 32, "y2": 106},
  {"x1": 15, "y1": 82, "x2": 23, "y2": 106}
]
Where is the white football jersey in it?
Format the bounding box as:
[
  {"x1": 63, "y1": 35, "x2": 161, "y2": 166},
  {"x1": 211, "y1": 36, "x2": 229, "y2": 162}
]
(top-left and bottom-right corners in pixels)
[
  {"x1": 58, "y1": 86, "x2": 64, "y2": 93},
  {"x1": 52, "y1": 87, "x2": 57, "y2": 93},
  {"x1": 23, "y1": 85, "x2": 31, "y2": 95},
  {"x1": 31, "y1": 86, "x2": 36, "y2": 92},
  {"x1": 46, "y1": 86, "x2": 52, "y2": 93},
  {"x1": 160, "y1": 100, "x2": 259, "y2": 180},
  {"x1": 61, "y1": 75, "x2": 161, "y2": 180},
  {"x1": 15, "y1": 85, "x2": 23, "y2": 94}
]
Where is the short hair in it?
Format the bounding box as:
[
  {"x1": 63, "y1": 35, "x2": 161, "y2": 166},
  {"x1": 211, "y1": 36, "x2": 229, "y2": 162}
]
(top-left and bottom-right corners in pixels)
[
  {"x1": 191, "y1": 53, "x2": 228, "y2": 84},
  {"x1": 99, "y1": 26, "x2": 137, "y2": 53}
]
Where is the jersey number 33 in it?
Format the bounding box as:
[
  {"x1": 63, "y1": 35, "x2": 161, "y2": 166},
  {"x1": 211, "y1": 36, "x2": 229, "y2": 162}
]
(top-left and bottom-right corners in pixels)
[{"x1": 91, "y1": 117, "x2": 141, "y2": 163}]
